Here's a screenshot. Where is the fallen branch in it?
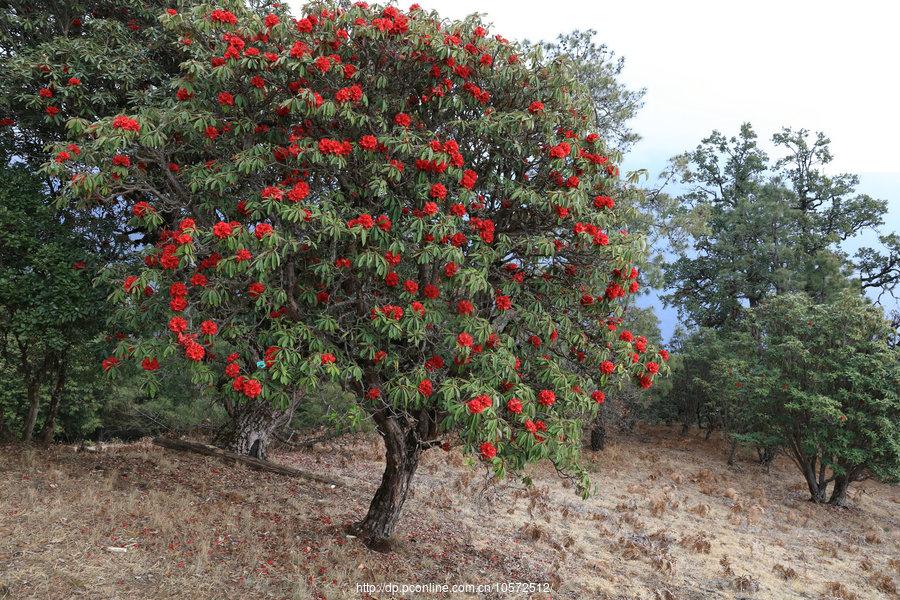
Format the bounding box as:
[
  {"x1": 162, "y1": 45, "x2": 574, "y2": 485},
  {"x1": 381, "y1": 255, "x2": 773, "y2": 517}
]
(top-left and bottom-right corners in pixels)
[
  {"x1": 275, "y1": 429, "x2": 342, "y2": 449},
  {"x1": 152, "y1": 437, "x2": 343, "y2": 487}
]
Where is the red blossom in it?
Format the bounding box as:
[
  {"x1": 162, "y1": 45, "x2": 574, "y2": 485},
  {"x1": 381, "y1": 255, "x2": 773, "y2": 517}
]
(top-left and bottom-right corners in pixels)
[{"x1": 479, "y1": 442, "x2": 496, "y2": 460}]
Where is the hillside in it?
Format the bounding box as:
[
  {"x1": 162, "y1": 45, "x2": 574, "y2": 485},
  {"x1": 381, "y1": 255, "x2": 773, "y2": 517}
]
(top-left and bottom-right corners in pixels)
[{"x1": 1, "y1": 426, "x2": 897, "y2": 599}]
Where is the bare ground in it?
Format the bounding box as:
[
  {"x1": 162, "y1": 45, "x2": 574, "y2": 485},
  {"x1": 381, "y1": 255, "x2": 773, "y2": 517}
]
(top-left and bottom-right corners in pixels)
[{"x1": 0, "y1": 425, "x2": 897, "y2": 599}]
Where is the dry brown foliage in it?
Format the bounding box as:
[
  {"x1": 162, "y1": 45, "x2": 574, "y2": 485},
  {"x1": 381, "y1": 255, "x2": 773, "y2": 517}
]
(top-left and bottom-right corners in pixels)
[{"x1": 0, "y1": 425, "x2": 897, "y2": 599}]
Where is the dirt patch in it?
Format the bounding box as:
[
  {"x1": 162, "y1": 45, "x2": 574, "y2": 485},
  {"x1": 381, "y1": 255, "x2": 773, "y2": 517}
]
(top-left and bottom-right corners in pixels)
[{"x1": 0, "y1": 426, "x2": 897, "y2": 599}]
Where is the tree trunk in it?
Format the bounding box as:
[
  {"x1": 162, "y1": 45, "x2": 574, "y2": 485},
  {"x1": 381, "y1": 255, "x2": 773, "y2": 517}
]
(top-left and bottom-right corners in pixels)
[
  {"x1": 21, "y1": 380, "x2": 42, "y2": 444},
  {"x1": 39, "y1": 358, "x2": 67, "y2": 445},
  {"x1": 802, "y1": 461, "x2": 827, "y2": 503},
  {"x1": 590, "y1": 416, "x2": 606, "y2": 451},
  {"x1": 828, "y1": 475, "x2": 851, "y2": 506},
  {"x1": 756, "y1": 446, "x2": 776, "y2": 466},
  {"x1": 726, "y1": 438, "x2": 738, "y2": 466},
  {"x1": 219, "y1": 394, "x2": 301, "y2": 460},
  {"x1": 351, "y1": 411, "x2": 423, "y2": 550},
  {"x1": 0, "y1": 415, "x2": 11, "y2": 442}
]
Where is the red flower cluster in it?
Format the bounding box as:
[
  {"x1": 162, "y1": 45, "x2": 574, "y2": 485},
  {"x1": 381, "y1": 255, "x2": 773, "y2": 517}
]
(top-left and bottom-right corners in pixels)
[
  {"x1": 467, "y1": 394, "x2": 492, "y2": 414},
  {"x1": 359, "y1": 135, "x2": 378, "y2": 150},
  {"x1": 318, "y1": 138, "x2": 353, "y2": 155},
  {"x1": 593, "y1": 195, "x2": 615, "y2": 209},
  {"x1": 549, "y1": 142, "x2": 570, "y2": 158},
  {"x1": 210, "y1": 9, "x2": 238, "y2": 25},
  {"x1": 374, "y1": 304, "x2": 404, "y2": 320},
  {"x1": 247, "y1": 282, "x2": 266, "y2": 298},
  {"x1": 254, "y1": 223, "x2": 273, "y2": 239},
  {"x1": 335, "y1": 84, "x2": 363, "y2": 103},
  {"x1": 111, "y1": 115, "x2": 140, "y2": 132},
  {"x1": 538, "y1": 389, "x2": 556, "y2": 407},
  {"x1": 347, "y1": 213, "x2": 374, "y2": 229},
  {"x1": 456, "y1": 332, "x2": 473, "y2": 347},
  {"x1": 479, "y1": 442, "x2": 496, "y2": 460}
]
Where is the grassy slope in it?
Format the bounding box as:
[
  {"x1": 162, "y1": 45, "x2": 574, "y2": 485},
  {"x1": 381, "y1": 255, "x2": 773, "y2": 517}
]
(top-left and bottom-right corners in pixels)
[{"x1": 0, "y1": 426, "x2": 897, "y2": 599}]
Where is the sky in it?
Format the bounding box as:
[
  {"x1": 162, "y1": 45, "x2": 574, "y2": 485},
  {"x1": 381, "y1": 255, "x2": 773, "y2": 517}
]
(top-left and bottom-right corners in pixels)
[{"x1": 291, "y1": 0, "x2": 900, "y2": 339}]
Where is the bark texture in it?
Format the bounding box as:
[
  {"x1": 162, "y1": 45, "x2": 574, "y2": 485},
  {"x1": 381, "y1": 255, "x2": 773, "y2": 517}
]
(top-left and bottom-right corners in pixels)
[
  {"x1": 217, "y1": 392, "x2": 303, "y2": 460},
  {"x1": 590, "y1": 416, "x2": 606, "y2": 451},
  {"x1": 351, "y1": 408, "x2": 436, "y2": 550},
  {"x1": 828, "y1": 475, "x2": 850, "y2": 506},
  {"x1": 21, "y1": 380, "x2": 42, "y2": 444}
]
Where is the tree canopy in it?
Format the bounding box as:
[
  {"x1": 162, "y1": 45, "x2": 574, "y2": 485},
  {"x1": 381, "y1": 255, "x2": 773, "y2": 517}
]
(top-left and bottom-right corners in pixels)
[{"x1": 661, "y1": 124, "x2": 894, "y2": 328}]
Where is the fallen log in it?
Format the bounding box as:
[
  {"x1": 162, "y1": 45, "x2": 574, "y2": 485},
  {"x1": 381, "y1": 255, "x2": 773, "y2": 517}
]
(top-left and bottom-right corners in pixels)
[
  {"x1": 152, "y1": 437, "x2": 343, "y2": 487},
  {"x1": 275, "y1": 429, "x2": 342, "y2": 449}
]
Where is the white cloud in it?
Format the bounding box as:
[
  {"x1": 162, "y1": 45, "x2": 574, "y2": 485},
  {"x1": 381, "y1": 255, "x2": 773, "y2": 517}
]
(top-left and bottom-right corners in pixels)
[{"x1": 286, "y1": 0, "x2": 900, "y2": 175}]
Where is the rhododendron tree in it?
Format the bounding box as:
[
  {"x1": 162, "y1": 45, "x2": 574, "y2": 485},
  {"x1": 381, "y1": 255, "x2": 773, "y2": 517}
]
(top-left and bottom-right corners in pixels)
[
  {"x1": 51, "y1": 1, "x2": 668, "y2": 545},
  {"x1": 0, "y1": 0, "x2": 184, "y2": 168}
]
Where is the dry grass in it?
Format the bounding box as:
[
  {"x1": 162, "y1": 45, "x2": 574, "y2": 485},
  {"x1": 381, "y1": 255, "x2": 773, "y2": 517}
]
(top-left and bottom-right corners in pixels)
[{"x1": 0, "y1": 425, "x2": 898, "y2": 599}]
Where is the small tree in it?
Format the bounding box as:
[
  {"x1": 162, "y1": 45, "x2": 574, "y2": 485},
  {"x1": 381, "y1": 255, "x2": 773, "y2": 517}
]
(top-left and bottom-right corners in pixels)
[
  {"x1": 733, "y1": 292, "x2": 900, "y2": 504},
  {"x1": 53, "y1": 2, "x2": 668, "y2": 545}
]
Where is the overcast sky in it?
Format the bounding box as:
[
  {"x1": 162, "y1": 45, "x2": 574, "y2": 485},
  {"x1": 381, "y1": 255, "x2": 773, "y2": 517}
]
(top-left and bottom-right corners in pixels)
[
  {"x1": 289, "y1": 0, "x2": 900, "y2": 338},
  {"x1": 401, "y1": 0, "x2": 900, "y2": 178}
]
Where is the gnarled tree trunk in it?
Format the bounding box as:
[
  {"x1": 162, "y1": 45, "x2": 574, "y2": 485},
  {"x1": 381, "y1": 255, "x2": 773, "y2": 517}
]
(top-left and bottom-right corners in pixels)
[
  {"x1": 19, "y1": 351, "x2": 53, "y2": 444},
  {"x1": 352, "y1": 408, "x2": 436, "y2": 550},
  {"x1": 828, "y1": 466, "x2": 862, "y2": 507},
  {"x1": 801, "y1": 459, "x2": 829, "y2": 503},
  {"x1": 828, "y1": 475, "x2": 850, "y2": 506},
  {"x1": 787, "y1": 441, "x2": 831, "y2": 504},
  {"x1": 217, "y1": 391, "x2": 303, "y2": 460},
  {"x1": 756, "y1": 445, "x2": 776, "y2": 466},
  {"x1": 726, "y1": 438, "x2": 738, "y2": 466}
]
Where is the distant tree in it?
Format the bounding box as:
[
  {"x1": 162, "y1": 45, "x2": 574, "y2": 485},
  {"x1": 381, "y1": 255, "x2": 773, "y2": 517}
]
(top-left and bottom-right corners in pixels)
[
  {"x1": 539, "y1": 30, "x2": 644, "y2": 154},
  {"x1": 659, "y1": 328, "x2": 728, "y2": 437},
  {"x1": 662, "y1": 124, "x2": 893, "y2": 328},
  {"x1": 728, "y1": 292, "x2": 900, "y2": 504},
  {"x1": 855, "y1": 233, "x2": 900, "y2": 301},
  {"x1": 51, "y1": 2, "x2": 669, "y2": 546},
  {"x1": 0, "y1": 166, "x2": 105, "y2": 442}
]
